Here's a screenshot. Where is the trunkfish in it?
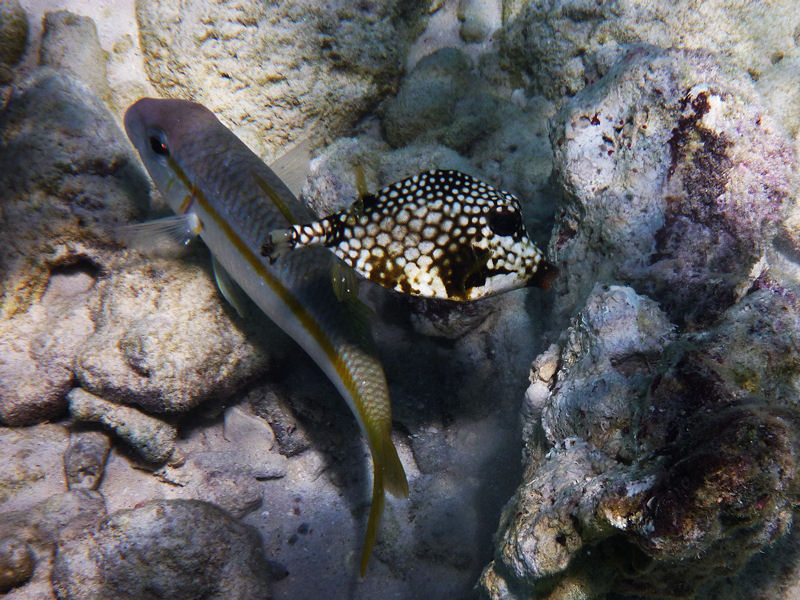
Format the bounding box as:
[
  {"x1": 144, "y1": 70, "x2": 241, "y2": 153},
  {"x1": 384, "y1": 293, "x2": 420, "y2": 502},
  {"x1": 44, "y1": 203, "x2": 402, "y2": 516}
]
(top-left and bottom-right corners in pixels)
[{"x1": 262, "y1": 169, "x2": 558, "y2": 301}]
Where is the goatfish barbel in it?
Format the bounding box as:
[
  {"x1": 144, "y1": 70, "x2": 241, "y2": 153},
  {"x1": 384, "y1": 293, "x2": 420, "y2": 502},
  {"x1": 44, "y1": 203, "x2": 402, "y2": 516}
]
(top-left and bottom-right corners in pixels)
[
  {"x1": 123, "y1": 98, "x2": 408, "y2": 576},
  {"x1": 262, "y1": 169, "x2": 558, "y2": 301}
]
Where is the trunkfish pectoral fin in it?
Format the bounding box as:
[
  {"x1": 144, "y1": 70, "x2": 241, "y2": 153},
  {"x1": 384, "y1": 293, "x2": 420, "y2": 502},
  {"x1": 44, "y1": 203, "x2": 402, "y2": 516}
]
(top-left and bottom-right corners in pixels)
[
  {"x1": 330, "y1": 259, "x2": 360, "y2": 302},
  {"x1": 116, "y1": 213, "x2": 202, "y2": 255}
]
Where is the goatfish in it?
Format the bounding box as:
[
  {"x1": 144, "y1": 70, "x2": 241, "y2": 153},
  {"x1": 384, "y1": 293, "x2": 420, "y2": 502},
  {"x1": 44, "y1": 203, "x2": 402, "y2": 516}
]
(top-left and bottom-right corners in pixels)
[
  {"x1": 262, "y1": 169, "x2": 558, "y2": 301},
  {"x1": 123, "y1": 98, "x2": 408, "y2": 576}
]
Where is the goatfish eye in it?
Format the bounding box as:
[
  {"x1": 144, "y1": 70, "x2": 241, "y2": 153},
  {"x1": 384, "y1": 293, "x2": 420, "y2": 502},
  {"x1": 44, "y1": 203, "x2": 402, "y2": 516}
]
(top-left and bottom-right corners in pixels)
[
  {"x1": 148, "y1": 131, "x2": 170, "y2": 157},
  {"x1": 487, "y1": 207, "x2": 522, "y2": 237}
]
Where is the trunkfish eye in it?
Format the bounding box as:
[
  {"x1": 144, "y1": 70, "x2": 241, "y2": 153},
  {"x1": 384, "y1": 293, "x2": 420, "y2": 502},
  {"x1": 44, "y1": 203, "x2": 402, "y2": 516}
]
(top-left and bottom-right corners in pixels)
[
  {"x1": 149, "y1": 134, "x2": 170, "y2": 157},
  {"x1": 487, "y1": 207, "x2": 522, "y2": 237}
]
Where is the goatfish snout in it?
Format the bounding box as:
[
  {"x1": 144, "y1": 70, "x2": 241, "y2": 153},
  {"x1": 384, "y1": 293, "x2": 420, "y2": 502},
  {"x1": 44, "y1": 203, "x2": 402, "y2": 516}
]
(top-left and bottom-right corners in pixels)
[
  {"x1": 262, "y1": 169, "x2": 558, "y2": 301},
  {"x1": 123, "y1": 98, "x2": 408, "y2": 577}
]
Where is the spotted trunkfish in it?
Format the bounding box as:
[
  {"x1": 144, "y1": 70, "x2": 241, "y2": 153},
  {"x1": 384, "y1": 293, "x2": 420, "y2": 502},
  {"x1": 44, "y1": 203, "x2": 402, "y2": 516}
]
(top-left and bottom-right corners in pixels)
[{"x1": 262, "y1": 169, "x2": 558, "y2": 301}]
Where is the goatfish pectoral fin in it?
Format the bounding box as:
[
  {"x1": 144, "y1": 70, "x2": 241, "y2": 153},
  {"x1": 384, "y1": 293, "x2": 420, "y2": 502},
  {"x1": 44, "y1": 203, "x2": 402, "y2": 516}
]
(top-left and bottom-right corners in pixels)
[
  {"x1": 115, "y1": 213, "x2": 202, "y2": 256},
  {"x1": 361, "y1": 428, "x2": 409, "y2": 577}
]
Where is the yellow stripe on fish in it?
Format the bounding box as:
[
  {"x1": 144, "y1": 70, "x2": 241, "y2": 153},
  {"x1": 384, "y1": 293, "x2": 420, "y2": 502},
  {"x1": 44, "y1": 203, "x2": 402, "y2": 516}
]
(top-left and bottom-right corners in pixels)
[{"x1": 263, "y1": 170, "x2": 558, "y2": 301}]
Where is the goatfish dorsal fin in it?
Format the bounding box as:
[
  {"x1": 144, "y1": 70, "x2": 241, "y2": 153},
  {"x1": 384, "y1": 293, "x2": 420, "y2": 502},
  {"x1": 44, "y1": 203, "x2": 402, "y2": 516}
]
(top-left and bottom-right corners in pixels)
[
  {"x1": 268, "y1": 137, "x2": 312, "y2": 200},
  {"x1": 261, "y1": 169, "x2": 558, "y2": 302}
]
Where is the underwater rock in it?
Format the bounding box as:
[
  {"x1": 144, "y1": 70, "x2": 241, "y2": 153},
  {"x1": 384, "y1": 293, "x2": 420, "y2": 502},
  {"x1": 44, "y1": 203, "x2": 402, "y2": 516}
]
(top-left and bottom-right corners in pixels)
[
  {"x1": 499, "y1": 0, "x2": 800, "y2": 100},
  {"x1": 0, "y1": 489, "x2": 107, "y2": 599},
  {"x1": 402, "y1": 295, "x2": 497, "y2": 339},
  {"x1": 148, "y1": 407, "x2": 285, "y2": 518},
  {"x1": 15, "y1": 490, "x2": 108, "y2": 546},
  {"x1": 0, "y1": 425, "x2": 68, "y2": 512},
  {"x1": 39, "y1": 11, "x2": 112, "y2": 103},
  {"x1": 63, "y1": 430, "x2": 111, "y2": 491},
  {"x1": 0, "y1": 67, "x2": 149, "y2": 320},
  {"x1": 756, "y1": 46, "x2": 800, "y2": 138},
  {"x1": 68, "y1": 388, "x2": 176, "y2": 464},
  {"x1": 300, "y1": 136, "x2": 392, "y2": 218},
  {"x1": 74, "y1": 259, "x2": 271, "y2": 414},
  {"x1": 300, "y1": 135, "x2": 476, "y2": 222},
  {"x1": 481, "y1": 283, "x2": 800, "y2": 599},
  {"x1": 548, "y1": 46, "x2": 794, "y2": 328},
  {"x1": 467, "y1": 94, "x2": 557, "y2": 247},
  {"x1": 0, "y1": 65, "x2": 148, "y2": 425},
  {"x1": 51, "y1": 499, "x2": 272, "y2": 600},
  {"x1": 457, "y1": 0, "x2": 500, "y2": 44},
  {"x1": 136, "y1": 0, "x2": 428, "y2": 159},
  {"x1": 0, "y1": 0, "x2": 28, "y2": 84},
  {"x1": 383, "y1": 47, "x2": 501, "y2": 152},
  {"x1": 0, "y1": 266, "x2": 96, "y2": 425},
  {"x1": 541, "y1": 285, "x2": 675, "y2": 462},
  {"x1": 163, "y1": 452, "x2": 272, "y2": 519},
  {"x1": 0, "y1": 537, "x2": 35, "y2": 594},
  {"x1": 247, "y1": 386, "x2": 313, "y2": 458}
]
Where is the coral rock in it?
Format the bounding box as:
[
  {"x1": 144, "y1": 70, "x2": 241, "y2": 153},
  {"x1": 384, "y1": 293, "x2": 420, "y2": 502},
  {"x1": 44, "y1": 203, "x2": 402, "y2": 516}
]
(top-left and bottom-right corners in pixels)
[
  {"x1": 0, "y1": 537, "x2": 34, "y2": 594},
  {"x1": 499, "y1": 0, "x2": 800, "y2": 100},
  {"x1": 0, "y1": 68, "x2": 149, "y2": 320},
  {"x1": 548, "y1": 47, "x2": 794, "y2": 328},
  {"x1": 63, "y1": 430, "x2": 112, "y2": 491},
  {"x1": 68, "y1": 388, "x2": 176, "y2": 464},
  {"x1": 481, "y1": 284, "x2": 800, "y2": 598},
  {"x1": 74, "y1": 259, "x2": 270, "y2": 414},
  {"x1": 39, "y1": 11, "x2": 112, "y2": 102},
  {"x1": 0, "y1": 0, "x2": 28, "y2": 84},
  {"x1": 136, "y1": 0, "x2": 428, "y2": 159},
  {"x1": 51, "y1": 500, "x2": 272, "y2": 600},
  {"x1": 383, "y1": 47, "x2": 501, "y2": 151}
]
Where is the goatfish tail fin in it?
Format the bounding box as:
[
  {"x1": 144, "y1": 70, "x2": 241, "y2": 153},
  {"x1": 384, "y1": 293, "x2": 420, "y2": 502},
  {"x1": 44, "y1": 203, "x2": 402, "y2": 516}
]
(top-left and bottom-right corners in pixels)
[
  {"x1": 360, "y1": 430, "x2": 408, "y2": 577},
  {"x1": 360, "y1": 451, "x2": 386, "y2": 578}
]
